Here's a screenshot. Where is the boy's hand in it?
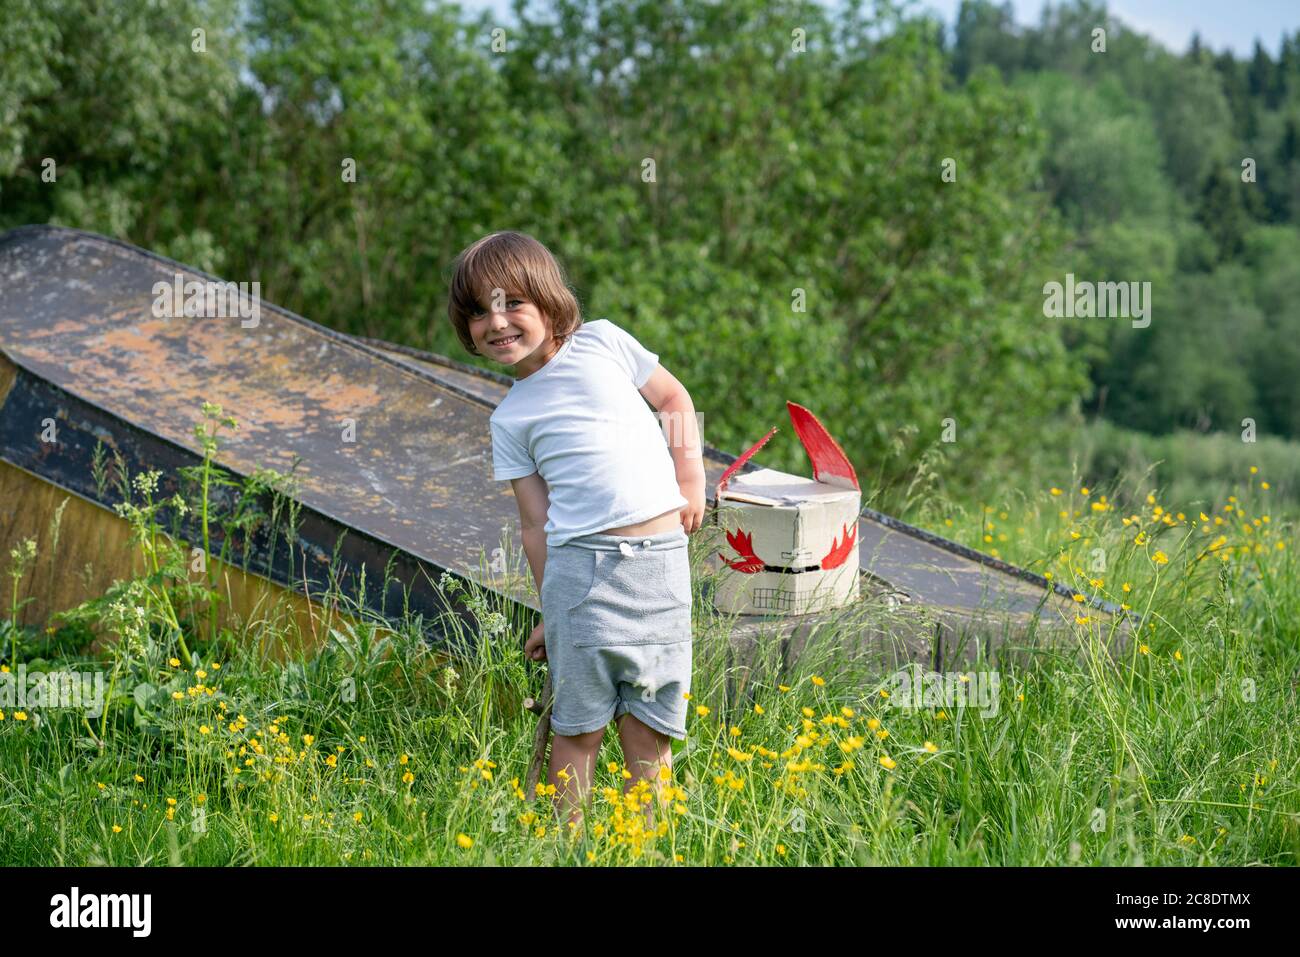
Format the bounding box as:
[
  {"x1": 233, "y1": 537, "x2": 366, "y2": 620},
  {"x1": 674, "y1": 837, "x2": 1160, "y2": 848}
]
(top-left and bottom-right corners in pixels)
[
  {"x1": 524, "y1": 620, "x2": 547, "y2": 661},
  {"x1": 677, "y1": 471, "x2": 707, "y2": 535}
]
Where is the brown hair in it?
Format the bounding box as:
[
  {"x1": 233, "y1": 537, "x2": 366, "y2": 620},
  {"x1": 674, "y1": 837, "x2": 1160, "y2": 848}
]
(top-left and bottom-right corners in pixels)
[{"x1": 446, "y1": 231, "x2": 582, "y2": 357}]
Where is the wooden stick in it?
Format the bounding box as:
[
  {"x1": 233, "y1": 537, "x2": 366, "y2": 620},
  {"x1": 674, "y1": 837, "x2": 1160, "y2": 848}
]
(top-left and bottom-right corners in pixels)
[{"x1": 525, "y1": 671, "x2": 553, "y2": 798}]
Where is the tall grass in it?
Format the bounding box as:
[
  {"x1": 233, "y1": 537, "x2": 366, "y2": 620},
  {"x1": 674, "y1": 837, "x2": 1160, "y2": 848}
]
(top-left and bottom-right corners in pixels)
[{"x1": 0, "y1": 412, "x2": 1296, "y2": 865}]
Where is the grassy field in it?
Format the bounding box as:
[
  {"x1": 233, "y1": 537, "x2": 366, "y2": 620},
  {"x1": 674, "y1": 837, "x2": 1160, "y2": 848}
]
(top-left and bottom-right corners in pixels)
[{"x1": 1, "y1": 417, "x2": 1296, "y2": 865}]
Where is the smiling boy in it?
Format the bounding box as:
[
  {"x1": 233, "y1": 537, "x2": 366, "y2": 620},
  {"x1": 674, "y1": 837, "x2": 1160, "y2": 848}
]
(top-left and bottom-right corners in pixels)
[{"x1": 447, "y1": 231, "x2": 707, "y2": 826}]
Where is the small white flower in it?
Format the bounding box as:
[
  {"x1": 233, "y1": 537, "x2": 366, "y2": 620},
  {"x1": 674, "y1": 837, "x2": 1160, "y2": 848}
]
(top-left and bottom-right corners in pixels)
[
  {"x1": 132, "y1": 470, "x2": 162, "y2": 496},
  {"x1": 9, "y1": 538, "x2": 37, "y2": 564}
]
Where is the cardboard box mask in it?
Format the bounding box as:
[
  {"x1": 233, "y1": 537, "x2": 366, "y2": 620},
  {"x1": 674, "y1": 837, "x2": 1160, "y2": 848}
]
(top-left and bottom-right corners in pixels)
[{"x1": 711, "y1": 402, "x2": 861, "y2": 617}]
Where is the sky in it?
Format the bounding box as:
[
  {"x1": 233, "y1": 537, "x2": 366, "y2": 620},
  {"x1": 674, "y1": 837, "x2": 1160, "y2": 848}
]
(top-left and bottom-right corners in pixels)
[
  {"x1": 920, "y1": 0, "x2": 1296, "y2": 55},
  {"x1": 455, "y1": 0, "x2": 1297, "y2": 56}
]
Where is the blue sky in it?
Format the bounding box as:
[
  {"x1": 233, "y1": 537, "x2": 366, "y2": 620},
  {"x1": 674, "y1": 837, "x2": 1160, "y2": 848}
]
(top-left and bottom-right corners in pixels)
[{"x1": 456, "y1": 1, "x2": 1297, "y2": 56}]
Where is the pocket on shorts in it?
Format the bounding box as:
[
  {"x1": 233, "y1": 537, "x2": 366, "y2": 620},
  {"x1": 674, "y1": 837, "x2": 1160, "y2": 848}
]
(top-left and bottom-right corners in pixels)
[
  {"x1": 557, "y1": 548, "x2": 678, "y2": 610},
  {"x1": 569, "y1": 547, "x2": 693, "y2": 648}
]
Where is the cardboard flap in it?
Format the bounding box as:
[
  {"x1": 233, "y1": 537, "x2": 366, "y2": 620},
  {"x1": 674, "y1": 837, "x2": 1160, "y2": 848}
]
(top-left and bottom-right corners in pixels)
[
  {"x1": 715, "y1": 425, "x2": 778, "y2": 500},
  {"x1": 787, "y1": 401, "x2": 860, "y2": 491}
]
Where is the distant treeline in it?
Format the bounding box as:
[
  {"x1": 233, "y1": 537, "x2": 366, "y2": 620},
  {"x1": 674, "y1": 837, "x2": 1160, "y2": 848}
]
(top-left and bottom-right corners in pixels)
[
  {"x1": 948, "y1": 0, "x2": 1300, "y2": 443},
  {"x1": 1, "y1": 0, "x2": 1295, "y2": 502}
]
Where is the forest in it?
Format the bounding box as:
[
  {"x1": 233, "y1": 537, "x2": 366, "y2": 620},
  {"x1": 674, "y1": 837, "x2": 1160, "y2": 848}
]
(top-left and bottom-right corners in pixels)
[{"x1": 2, "y1": 0, "x2": 1297, "y2": 507}]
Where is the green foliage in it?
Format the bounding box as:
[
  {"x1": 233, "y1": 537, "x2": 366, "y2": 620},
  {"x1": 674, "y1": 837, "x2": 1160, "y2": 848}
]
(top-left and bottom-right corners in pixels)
[
  {"x1": 953, "y1": 0, "x2": 1300, "y2": 452},
  {"x1": 2, "y1": 0, "x2": 1299, "y2": 497},
  {"x1": 0, "y1": 0, "x2": 1086, "y2": 501},
  {"x1": 1075, "y1": 418, "x2": 1300, "y2": 509}
]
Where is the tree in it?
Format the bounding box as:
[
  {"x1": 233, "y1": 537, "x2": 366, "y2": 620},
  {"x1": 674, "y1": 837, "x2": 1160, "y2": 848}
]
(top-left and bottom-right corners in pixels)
[
  {"x1": 951, "y1": 0, "x2": 1021, "y2": 81},
  {"x1": 1197, "y1": 168, "x2": 1252, "y2": 262}
]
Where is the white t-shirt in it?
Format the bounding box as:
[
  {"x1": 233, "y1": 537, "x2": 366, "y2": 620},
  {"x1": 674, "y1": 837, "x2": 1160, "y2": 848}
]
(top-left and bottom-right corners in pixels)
[{"x1": 489, "y1": 318, "x2": 688, "y2": 548}]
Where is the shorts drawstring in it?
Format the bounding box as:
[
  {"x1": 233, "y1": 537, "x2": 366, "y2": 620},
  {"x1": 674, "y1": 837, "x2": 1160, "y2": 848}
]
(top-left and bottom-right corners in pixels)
[{"x1": 563, "y1": 528, "x2": 686, "y2": 552}]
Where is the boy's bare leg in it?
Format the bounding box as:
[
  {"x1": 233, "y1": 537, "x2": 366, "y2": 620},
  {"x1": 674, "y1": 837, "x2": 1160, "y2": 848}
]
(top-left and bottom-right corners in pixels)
[
  {"x1": 549, "y1": 727, "x2": 605, "y2": 829},
  {"x1": 616, "y1": 713, "x2": 673, "y2": 830}
]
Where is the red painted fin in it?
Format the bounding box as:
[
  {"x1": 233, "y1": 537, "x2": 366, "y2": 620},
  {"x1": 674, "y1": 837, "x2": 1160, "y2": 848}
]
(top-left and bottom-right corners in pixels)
[
  {"x1": 819, "y1": 522, "x2": 858, "y2": 569},
  {"x1": 786, "y1": 401, "x2": 859, "y2": 490},
  {"x1": 719, "y1": 528, "x2": 765, "y2": 573},
  {"x1": 716, "y1": 425, "x2": 778, "y2": 499}
]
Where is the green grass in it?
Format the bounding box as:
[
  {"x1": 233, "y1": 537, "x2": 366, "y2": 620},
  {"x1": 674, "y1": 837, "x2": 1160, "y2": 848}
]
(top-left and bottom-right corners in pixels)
[{"x1": 1, "y1": 428, "x2": 1297, "y2": 865}]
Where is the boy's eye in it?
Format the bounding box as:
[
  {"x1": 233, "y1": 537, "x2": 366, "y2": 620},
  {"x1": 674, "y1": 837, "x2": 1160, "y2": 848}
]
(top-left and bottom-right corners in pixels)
[{"x1": 470, "y1": 299, "x2": 522, "y2": 318}]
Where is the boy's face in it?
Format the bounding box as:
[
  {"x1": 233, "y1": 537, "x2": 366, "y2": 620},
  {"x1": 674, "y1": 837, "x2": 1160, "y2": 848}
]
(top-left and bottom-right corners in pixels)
[{"x1": 468, "y1": 292, "x2": 558, "y2": 378}]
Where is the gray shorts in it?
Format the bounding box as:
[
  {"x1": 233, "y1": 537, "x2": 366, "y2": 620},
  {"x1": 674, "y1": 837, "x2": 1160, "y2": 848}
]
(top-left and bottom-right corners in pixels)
[{"x1": 541, "y1": 526, "x2": 692, "y2": 739}]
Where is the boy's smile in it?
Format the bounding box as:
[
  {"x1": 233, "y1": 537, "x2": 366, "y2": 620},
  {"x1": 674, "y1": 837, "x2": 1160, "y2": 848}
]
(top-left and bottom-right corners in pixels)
[{"x1": 470, "y1": 296, "x2": 561, "y2": 379}]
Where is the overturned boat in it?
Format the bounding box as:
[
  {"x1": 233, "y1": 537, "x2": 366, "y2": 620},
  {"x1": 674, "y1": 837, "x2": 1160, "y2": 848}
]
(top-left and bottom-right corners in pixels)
[{"x1": 0, "y1": 226, "x2": 1121, "y2": 670}]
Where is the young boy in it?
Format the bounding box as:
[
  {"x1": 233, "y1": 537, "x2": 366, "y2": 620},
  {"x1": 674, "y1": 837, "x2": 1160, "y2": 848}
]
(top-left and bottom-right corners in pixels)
[{"x1": 446, "y1": 230, "x2": 707, "y2": 828}]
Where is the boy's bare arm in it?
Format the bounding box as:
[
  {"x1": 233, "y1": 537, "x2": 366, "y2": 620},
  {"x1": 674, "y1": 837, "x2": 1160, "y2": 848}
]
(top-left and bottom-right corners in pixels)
[
  {"x1": 510, "y1": 471, "x2": 550, "y2": 595},
  {"x1": 639, "y1": 364, "x2": 708, "y2": 531},
  {"x1": 638, "y1": 364, "x2": 706, "y2": 484}
]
